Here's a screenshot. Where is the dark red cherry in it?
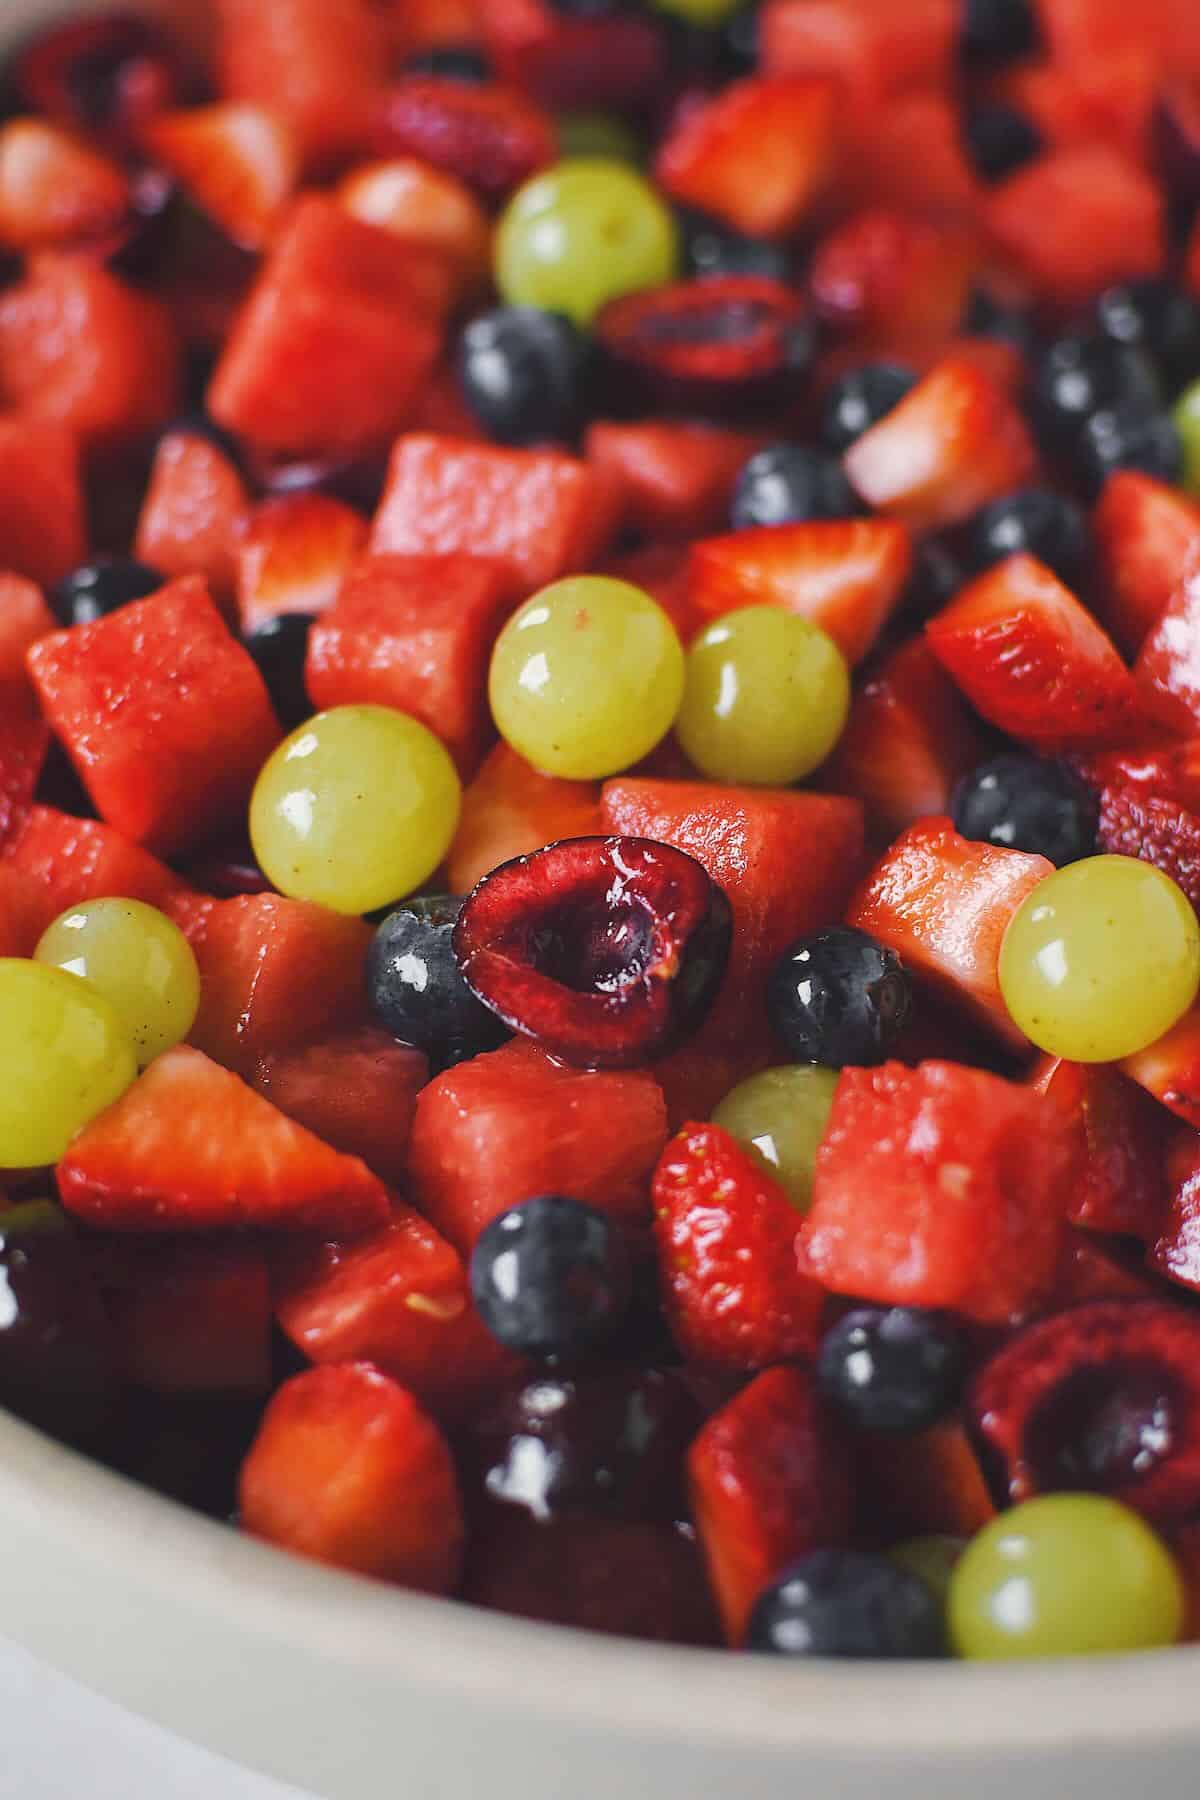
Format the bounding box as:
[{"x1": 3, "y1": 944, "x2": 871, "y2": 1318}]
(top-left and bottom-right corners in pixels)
[
  {"x1": 12, "y1": 11, "x2": 186, "y2": 146},
  {"x1": 967, "y1": 1299, "x2": 1200, "y2": 1525},
  {"x1": 0, "y1": 1201, "x2": 117, "y2": 1446},
  {"x1": 453, "y1": 835, "x2": 732, "y2": 1069}
]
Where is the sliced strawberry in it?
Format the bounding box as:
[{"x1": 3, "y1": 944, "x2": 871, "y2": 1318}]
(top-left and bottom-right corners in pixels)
[
  {"x1": 134, "y1": 426, "x2": 251, "y2": 608},
  {"x1": 407, "y1": 1037, "x2": 668, "y2": 1254},
  {"x1": 1096, "y1": 784, "x2": 1200, "y2": 914},
  {"x1": 27, "y1": 577, "x2": 281, "y2": 856},
  {"x1": 1136, "y1": 559, "x2": 1200, "y2": 734},
  {"x1": 2, "y1": 806, "x2": 187, "y2": 939},
  {"x1": 1074, "y1": 740, "x2": 1200, "y2": 814},
  {"x1": 689, "y1": 1366, "x2": 853, "y2": 1645},
  {"x1": 760, "y1": 0, "x2": 957, "y2": 117},
  {"x1": 0, "y1": 256, "x2": 180, "y2": 454},
  {"x1": 821, "y1": 637, "x2": 982, "y2": 841},
  {"x1": 843, "y1": 356, "x2": 1036, "y2": 534},
  {"x1": 808, "y1": 208, "x2": 973, "y2": 357},
  {"x1": 338, "y1": 157, "x2": 490, "y2": 303},
  {"x1": 926, "y1": 554, "x2": 1145, "y2": 752},
  {"x1": 1028, "y1": 1056, "x2": 1168, "y2": 1240},
  {"x1": 854, "y1": 1421, "x2": 995, "y2": 1542},
  {"x1": 58, "y1": 1045, "x2": 389, "y2": 1236},
  {"x1": 1092, "y1": 472, "x2": 1200, "y2": 659},
  {"x1": 1149, "y1": 1127, "x2": 1200, "y2": 1293},
  {"x1": 373, "y1": 77, "x2": 555, "y2": 201},
  {"x1": 984, "y1": 146, "x2": 1164, "y2": 315},
  {"x1": 189, "y1": 893, "x2": 372, "y2": 1077},
  {"x1": 240, "y1": 1363, "x2": 463, "y2": 1590},
  {"x1": 687, "y1": 518, "x2": 913, "y2": 665},
  {"x1": 0, "y1": 418, "x2": 86, "y2": 591},
  {"x1": 446, "y1": 741, "x2": 602, "y2": 896},
  {"x1": 99, "y1": 1241, "x2": 271, "y2": 1392},
  {"x1": 0, "y1": 703, "x2": 47, "y2": 842},
  {"x1": 306, "y1": 552, "x2": 515, "y2": 773},
  {"x1": 0, "y1": 118, "x2": 129, "y2": 252},
  {"x1": 653, "y1": 1123, "x2": 823, "y2": 1369},
  {"x1": 212, "y1": 0, "x2": 387, "y2": 168},
  {"x1": 585, "y1": 421, "x2": 767, "y2": 544},
  {"x1": 798, "y1": 1060, "x2": 1075, "y2": 1323},
  {"x1": 141, "y1": 103, "x2": 299, "y2": 251},
  {"x1": 1122, "y1": 1007, "x2": 1200, "y2": 1129},
  {"x1": 236, "y1": 494, "x2": 368, "y2": 633},
  {"x1": 273, "y1": 1207, "x2": 522, "y2": 1420},
  {"x1": 253, "y1": 1028, "x2": 427, "y2": 1190},
  {"x1": 655, "y1": 76, "x2": 835, "y2": 239},
  {"x1": 370, "y1": 434, "x2": 622, "y2": 596},
  {"x1": 847, "y1": 816, "x2": 1052, "y2": 1050},
  {"x1": 480, "y1": 0, "x2": 666, "y2": 111}
]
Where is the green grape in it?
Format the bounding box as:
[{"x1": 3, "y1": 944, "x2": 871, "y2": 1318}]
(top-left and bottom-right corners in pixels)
[
  {"x1": 495, "y1": 159, "x2": 679, "y2": 328},
  {"x1": 948, "y1": 1494, "x2": 1185, "y2": 1660},
  {"x1": 557, "y1": 113, "x2": 642, "y2": 165},
  {"x1": 1173, "y1": 379, "x2": 1200, "y2": 496},
  {"x1": 0, "y1": 959, "x2": 137, "y2": 1168},
  {"x1": 249, "y1": 706, "x2": 462, "y2": 915},
  {"x1": 489, "y1": 577, "x2": 684, "y2": 779},
  {"x1": 890, "y1": 1536, "x2": 966, "y2": 1607},
  {"x1": 675, "y1": 605, "x2": 851, "y2": 786},
  {"x1": 711, "y1": 1064, "x2": 839, "y2": 1212},
  {"x1": 35, "y1": 898, "x2": 200, "y2": 1068},
  {"x1": 998, "y1": 855, "x2": 1200, "y2": 1061},
  {"x1": 651, "y1": 0, "x2": 744, "y2": 21}
]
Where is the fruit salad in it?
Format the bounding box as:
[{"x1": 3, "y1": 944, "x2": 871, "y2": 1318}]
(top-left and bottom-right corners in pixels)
[{"x1": 5, "y1": 0, "x2": 1200, "y2": 1666}]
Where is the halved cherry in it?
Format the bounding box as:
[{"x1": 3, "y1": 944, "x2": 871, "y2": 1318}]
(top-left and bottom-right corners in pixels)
[
  {"x1": 453, "y1": 836, "x2": 732, "y2": 1069},
  {"x1": 12, "y1": 12, "x2": 186, "y2": 147}
]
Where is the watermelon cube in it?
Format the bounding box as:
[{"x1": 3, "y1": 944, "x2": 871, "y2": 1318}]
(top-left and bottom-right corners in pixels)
[
  {"x1": 99, "y1": 1241, "x2": 272, "y2": 1392},
  {"x1": 212, "y1": 0, "x2": 387, "y2": 167},
  {"x1": 134, "y1": 426, "x2": 251, "y2": 609},
  {"x1": 253, "y1": 1027, "x2": 428, "y2": 1189},
  {"x1": 1, "y1": 806, "x2": 188, "y2": 940},
  {"x1": 446, "y1": 741, "x2": 602, "y2": 896},
  {"x1": 0, "y1": 419, "x2": 86, "y2": 590}
]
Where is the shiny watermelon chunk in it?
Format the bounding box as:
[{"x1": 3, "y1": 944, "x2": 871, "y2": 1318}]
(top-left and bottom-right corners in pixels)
[
  {"x1": 446, "y1": 741, "x2": 601, "y2": 897},
  {"x1": 0, "y1": 419, "x2": 86, "y2": 591},
  {"x1": 1, "y1": 806, "x2": 188, "y2": 940},
  {"x1": 134, "y1": 427, "x2": 251, "y2": 610},
  {"x1": 212, "y1": 0, "x2": 387, "y2": 167},
  {"x1": 253, "y1": 1028, "x2": 427, "y2": 1190},
  {"x1": 585, "y1": 420, "x2": 766, "y2": 544}
]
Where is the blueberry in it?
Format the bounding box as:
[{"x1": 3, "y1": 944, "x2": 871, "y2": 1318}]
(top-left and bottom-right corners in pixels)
[
  {"x1": 959, "y1": 0, "x2": 1038, "y2": 65},
  {"x1": 368, "y1": 895, "x2": 508, "y2": 1066},
  {"x1": 1033, "y1": 334, "x2": 1162, "y2": 446},
  {"x1": 963, "y1": 103, "x2": 1043, "y2": 181},
  {"x1": 747, "y1": 1549, "x2": 947, "y2": 1658},
  {"x1": 678, "y1": 208, "x2": 793, "y2": 284},
  {"x1": 459, "y1": 306, "x2": 591, "y2": 446},
  {"x1": 817, "y1": 1307, "x2": 966, "y2": 1435},
  {"x1": 1073, "y1": 401, "x2": 1183, "y2": 497},
  {"x1": 964, "y1": 487, "x2": 1091, "y2": 586},
  {"x1": 243, "y1": 613, "x2": 317, "y2": 733},
  {"x1": 469, "y1": 1196, "x2": 633, "y2": 1361},
  {"x1": 952, "y1": 753, "x2": 1098, "y2": 865},
  {"x1": 964, "y1": 287, "x2": 1037, "y2": 356},
  {"x1": 819, "y1": 362, "x2": 918, "y2": 456},
  {"x1": 731, "y1": 444, "x2": 861, "y2": 530},
  {"x1": 768, "y1": 926, "x2": 912, "y2": 1068},
  {"x1": 53, "y1": 557, "x2": 165, "y2": 627},
  {"x1": 1091, "y1": 279, "x2": 1200, "y2": 392},
  {"x1": 402, "y1": 43, "x2": 492, "y2": 81},
  {"x1": 904, "y1": 538, "x2": 969, "y2": 622}
]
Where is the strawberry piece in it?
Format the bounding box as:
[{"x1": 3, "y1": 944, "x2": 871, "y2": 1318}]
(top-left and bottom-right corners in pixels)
[
  {"x1": 58, "y1": 1045, "x2": 390, "y2": 1236},
  {"x1": 1136, "y1": 559, "x2": 1200, "y2": 734},
  {"x1": 208, "y1": 196, "x2": 443, "y2": 462},
  {"x1": 600, "y1": 778, "x2": 865, "y2": 1034},
  {"x1": 0, "y1": 418, "x2": 86, "y2": 590},
  {"x1": 1097, "y1": 784, "x2": 1200, "y2": 914},
  {"x1": 689, "y1": 1366, "x2": 853, "y2": 1645},
  {"x1": 480, "y1": 0, "x2": 665, "y2": 110},
  {"x1": 1092, "y1": 472, "x2": 1200, "y2": 659},
  {"x1": 0, "y1": 118, "x2": 129, "y2": 252},
  {"x1": 0, "y1": 703, "x2": 47, "y2": 843},
  {"x1": 1028, "y1": 1056, "x2": 1168, "y2": 1240},
  {"x1": 1122, "y1": 1007, "x2": 1200, "y2": 1129},
  {"x1": 134, "y1": 426, "x2": 251, "y2": 608},
  {"x1": 0, "y1": 257, "x2": 180, "y2": 453},
  {"x1": 373, "y1": 77, "x2": 555, "y2": 202},
  {"x1": 843, "y1": 356, "x2": 1036, "y2": 533},
  {"x1": 984, "y1": 147, "x2": 1165, "y2": 315},
  {"x1": 0, "y1": 864, "x2": 44, "y2": 958},
  {"x1": 240, "y1": 1363, "x2": 463, "y2": 1590},
  {"x1": 370, "y1": 434, "x2": 622, "y2": 596},
  {"x1": 585, "y1": 420, "x2": 766, "y2": 543},
  {"x1": 808, "y1": 209, "x2": 973, "y2": 357},
  {"x1": 848, "y1": 816, "x2": 1052, "y2": 1050},
  {"x1": 99, "y1": 1242, "x2": 271, "y2": 1392},
  {"x1": 836, "y1": 90, "x2": 978, "y2": 218},
  {"x1": 188, "y1": 893, "x2": 372, "y2": 1077},
  {"x1": 655, "y1": 76, "x2": 835, "y2": 239},
  {"x1": 926, "y1": 554, "x2": 1145, "y2": 752},
  {"x1": 1149, "y1": 1128, "x2": 1200, "y2": 1293},
  {"x1": 687, "y1": 519, "x2": 913, "y2": 664},
  {"x1": 274, "y1": 1207, "x2": 521, "y2": 1420},
  {"x1": 407, "y1": 1037, "x2": 668, "y2": 1254},
  {"x1": 2, "y1": 806, "x2": 187, "y2": 938},
  {"x1": 996, "y1": 52, "x2": 1158, "y2": 168},
  {"x1": 236, "y1": 494, "x2": 368, "y2": 633},
  {"x1": 822, "y1": 638, "x2": 982, "y2": 841},
  {"x1": 1073, "y1": 741, "x2": 1200, "y2": 814},
  {"x1": 212, "y1": 0, "x2": 387, "y2": 168},
  {"x1": 1036, "y1": 0, "x2": 1186, "y2": 74},
  {"x1": 253, "y1": 1028, "x2": 428, "y2": 1190},
  {"x1": 446, "y1": 742, "x2": 601, "y2": 896},
  {"x1": 141, "y1": 103, "x2": 299, "y2": 251},
  {"x1": 798, "y1": 1060, "x2": 1075, "y2": 1323},
  {"x1": 854, "y1": 1421, "x2": 995, "y2": 1542},
  {"x1": 760, "y1": 0, "x2": 957, "y2": 116},
  {"x1": 653, "y1": 1123, "x2": 823, "y2": 1369},
  {"x1": 27, "y1": 577, "x2": 280, "y2": 856},
  {"x1": 338, "y1": 157, "x2": 490, "y2": 304},
  {"x1": 0, "y1": 573, "x2": 55, "y2": 684},
  {"x1": 306, "y1": 553, "x2": 515, "y2": 773}
]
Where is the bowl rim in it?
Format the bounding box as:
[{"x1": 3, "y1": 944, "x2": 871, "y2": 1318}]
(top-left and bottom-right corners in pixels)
[{"x1": 1, "y1": 1408, "x2": 1196, "y2": 1759}]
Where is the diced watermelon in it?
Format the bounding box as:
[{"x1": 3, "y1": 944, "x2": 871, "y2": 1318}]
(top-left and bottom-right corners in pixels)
[
  {"x1": 273, "y1": 1207, "x2": 522, "y2": 1419},
  {"x1": 1136, "y1": 559, "x2": 1200, "y2": 734},
  {"x1": 836, "y1": 90, "x2": 978, "y2": 218},
  {"x1": 1028, "y1": 1056, "x2": 1168, "y2": 1240},
  {"x1": 212, "y1": 0, "x2": 387, "y2": 168},
  {"x1": 760, "y1": 0, "x2": 958, "y2": 116},
  {"x1": 141, "y1": 103, "x2": 299, "y2": 251},
  {"x1": 1, "y1": 806, "x2": 188, "y2": 939},
  {"x1": 236, "y1": 493, "x2": 368, "y2": 632},
  {"x1": 306, "y1": 553, "x2": 515, "y2": 773},
  {"x1": 370, "y1": 434, "x2": 623, "y2": 597},
  {"x1": 0, "y1": 863, "x2": 44, "y2": 957},
  {"x1": 99, "y1": 1241, "x2": 272, "y2": 1392},
  {"x1": 655, "y1": 76, "x2": 836, "y2": 239},
  {"x1": 0, "y1": 117, "x2": 130, "y2": 252},
  {"x1": 134, "y1": 426, "x2": 251, "y2": 608},
  {"x1": 253, "y1": 1028, "x2": 427, "y2": 1189},
  {"x1": 847, "y1": 816, "x2": 1052, "y2": 1050},
  {"x1": 0, "y1": 702, "x2": 48, "y2": 844},
  {"x1": 798, "y1": 1060, "x2": 1076, "y2": 1323},
  {"x1": 0, "y1": 573, "x2": 55, "y2": 684},
  {"x1": 58, "y1": 1044, "x2": 390, "y2": 1235},
  {"x1": 446, "y1": 741, "x2": 602, "y2": 896},
  {"x1": 27, "y1": 576, "x2": 280, "y2": 855},
  {"x1": 407, "y1": 1037, "x2": 668, "y2": 1254},
  {"x1": 585, "y1": 420, "x2": 766, "y2": 543},
  {"x1": 0, "y1": 418, "x2": 86, "y2": 590},
  {"x1": 337, "y1": 157, "x2": 490, "y2": 305},
  {"x1": 995, "y1": 50, "x2": 1158, "y2": 167},
  {"x1": 1092, "y1": 472, "x2": 1200, "y2": 659}
]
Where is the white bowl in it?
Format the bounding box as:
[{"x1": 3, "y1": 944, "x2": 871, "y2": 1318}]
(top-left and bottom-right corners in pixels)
[{"x1": 0, "y1": 4, "x2": 1196, "y2": 1794}]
